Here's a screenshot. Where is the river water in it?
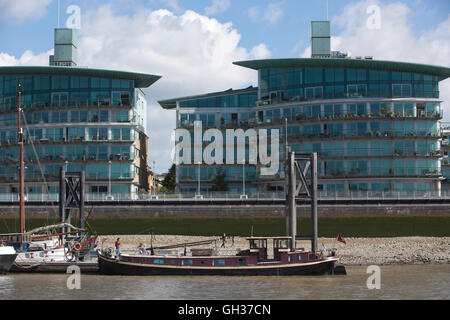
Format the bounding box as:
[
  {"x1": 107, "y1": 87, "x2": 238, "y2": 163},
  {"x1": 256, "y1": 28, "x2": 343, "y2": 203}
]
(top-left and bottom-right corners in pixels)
[{"x1": 0, "y1": 265, "x2": 448, "y2": 300}]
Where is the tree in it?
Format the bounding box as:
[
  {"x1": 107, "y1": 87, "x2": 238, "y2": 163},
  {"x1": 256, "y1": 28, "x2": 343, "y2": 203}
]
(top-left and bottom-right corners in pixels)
[
  {"x1": 211, "y1": 168, "x2": 228, "y2": 192},
  {"x1": 161, "y1": 164, "x2": 176, "y2": 192}
]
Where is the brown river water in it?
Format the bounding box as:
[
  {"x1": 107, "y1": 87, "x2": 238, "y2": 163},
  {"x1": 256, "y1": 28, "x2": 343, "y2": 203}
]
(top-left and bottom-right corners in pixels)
[{"x1": 0, "y1": 265, "x2": 448, "y2": 300}]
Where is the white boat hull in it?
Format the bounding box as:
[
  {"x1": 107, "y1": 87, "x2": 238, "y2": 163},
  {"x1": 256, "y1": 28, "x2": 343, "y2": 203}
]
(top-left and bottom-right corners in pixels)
[
  {"x1": 0, "y1": 246, "x2": 18, "y2": 273},
  {"x1": 15, "y1": 247, "x2": 68, "y2": 264}
]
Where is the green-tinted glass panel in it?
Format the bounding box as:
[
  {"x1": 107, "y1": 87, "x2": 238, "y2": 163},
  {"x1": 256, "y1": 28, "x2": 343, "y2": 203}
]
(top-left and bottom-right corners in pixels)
[
  {"x1": 33, "y1": 76, "x2": 50, "y2": 90},
  {"x1": 52, "y1": 76, "x2": 69, "y2": 89}
]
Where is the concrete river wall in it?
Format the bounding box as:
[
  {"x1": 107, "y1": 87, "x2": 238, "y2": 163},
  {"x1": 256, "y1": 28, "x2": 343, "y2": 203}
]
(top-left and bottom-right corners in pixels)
[{"x1": 1, "y1": 203, "x2": 449, "y2": 218}]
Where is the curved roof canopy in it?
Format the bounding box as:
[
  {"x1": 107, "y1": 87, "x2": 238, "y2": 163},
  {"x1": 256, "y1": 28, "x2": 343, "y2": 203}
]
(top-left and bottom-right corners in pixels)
[
  {"x1": 158, "y1": 86, "x2": 257, "y2": 110},
  {"x1": 0, "y1": 66, "x2": 161, "y2": 88},
  {"x1": 233, "y1": 58, "x2": 450, "y2": 81}
]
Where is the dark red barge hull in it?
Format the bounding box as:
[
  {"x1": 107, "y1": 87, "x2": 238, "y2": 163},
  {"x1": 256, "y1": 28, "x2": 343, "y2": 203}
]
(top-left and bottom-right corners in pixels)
[{"x1": 98, "y1": 253, "x2": 338, "y2": 276}]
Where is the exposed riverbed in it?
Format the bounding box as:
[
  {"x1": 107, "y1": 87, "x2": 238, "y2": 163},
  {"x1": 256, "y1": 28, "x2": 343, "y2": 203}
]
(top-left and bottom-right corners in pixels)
[{"x1": 98, "y1": 235, "x2": 450, "y2": 265}]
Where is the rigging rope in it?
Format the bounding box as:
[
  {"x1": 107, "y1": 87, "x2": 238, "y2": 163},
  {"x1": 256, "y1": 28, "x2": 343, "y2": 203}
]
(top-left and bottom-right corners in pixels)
[
  {"x1": 20, "y1": 109, "x2": 98, "y2": 238},
  {"x1": 21, "y1": 109, "x2": 59, "y2": 227}
]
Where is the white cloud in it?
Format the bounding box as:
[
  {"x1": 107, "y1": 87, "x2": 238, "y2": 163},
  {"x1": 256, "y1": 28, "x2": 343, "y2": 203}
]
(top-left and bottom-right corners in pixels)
[
  {"x1": 0, "y1": 49, "x2": 53, "y2": 66},
  {"x1": 76, "y1": 6, "x2": 270, "y2": 172},
  {"x1": 0, "y1": 5, "x2": 270, "y2": 172},
  {"x1": 300, "y1": 0, "x2": 450, "y2": 121},
  {"x1": 263, "y1": 2, "x2": 284, "y2": 25},
  {"x1": 159, "y1": 0, "x2": 182, "y2": 14},
  {"x1": 247, "y1": 2, "x2": 284, "y2": 25},
  {"x1": 250, "y1": 44, "x2": 271, "y2": 59},
  {"x1": 0, "y1": 0, "x2": 52, "y2": 22},
  {"x1": 204, "y1": 0, "x2": 230, "y2": 16}
]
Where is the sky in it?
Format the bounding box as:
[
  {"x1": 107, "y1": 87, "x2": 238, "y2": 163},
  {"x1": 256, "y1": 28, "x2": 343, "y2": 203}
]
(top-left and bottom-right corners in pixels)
[{"x1": 0, "y1": 0, "x2": 449, "y2": 173}]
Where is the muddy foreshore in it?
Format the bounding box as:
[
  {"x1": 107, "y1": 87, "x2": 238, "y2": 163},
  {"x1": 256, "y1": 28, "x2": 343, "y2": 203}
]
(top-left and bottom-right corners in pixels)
[{"x1": 97, "y1": 235, "x2": 449, "y2": 266}]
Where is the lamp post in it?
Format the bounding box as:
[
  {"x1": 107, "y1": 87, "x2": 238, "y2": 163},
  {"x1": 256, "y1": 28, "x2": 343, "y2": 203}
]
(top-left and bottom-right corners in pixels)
[
  {"x1": 285, "y1": 117, "x2": 288, "y2": 146},
  {"x1": 197, "y1": 161, "x2": 201, "y2": 196},
  {"x1": 152, "y1": 160, "x2": 156, "y2": 195},
  {"x1": 285, "y1": 117, "x2": 289, "y2": 151},
  {"x1": 108, "y1": 160, "x2": 112, "y2": 199},
  {"x1": 242, "y1": 157, "x2": 246, "y2": 196},
  {"x1": 284, "y1": 117, "x2": 291, "y2": 197}
]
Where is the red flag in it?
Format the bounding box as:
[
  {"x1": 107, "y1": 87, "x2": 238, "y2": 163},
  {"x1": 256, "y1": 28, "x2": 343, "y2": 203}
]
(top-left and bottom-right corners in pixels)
[{"x1": 337, "y1": 234, "x2": 346, "y2": 244}]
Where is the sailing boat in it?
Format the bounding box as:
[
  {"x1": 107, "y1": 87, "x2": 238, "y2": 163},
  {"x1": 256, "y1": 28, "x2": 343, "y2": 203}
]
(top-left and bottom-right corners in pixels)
[
  {"x1": 0, "y1": 245, "x2": 18, "y2": 273},
  {"x1": 1, "y1": 84, "x2": 98, "y2": 272},
  {"x1": 0, "y1": 85, "x2": 25, "y2": 274},
  {"x1": 12, "y1": 223, "x2": 98, "y2": 266}
]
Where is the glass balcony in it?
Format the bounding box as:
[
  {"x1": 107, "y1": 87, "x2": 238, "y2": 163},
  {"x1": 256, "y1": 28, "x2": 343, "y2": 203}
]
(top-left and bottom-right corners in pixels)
[
  {"x1": 322, "y1": 167, "x2": 441, "y2": 178},
  {"x1": 286, "y1": 128, "x2": 441, "y2": 140}
]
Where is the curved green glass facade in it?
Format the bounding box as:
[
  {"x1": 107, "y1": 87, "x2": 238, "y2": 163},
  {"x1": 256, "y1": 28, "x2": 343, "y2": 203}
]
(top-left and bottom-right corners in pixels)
[
  {"x1": 259, "y1": 68, "x2": 440, "y2": 101},
  {"x1": 0, "y1": 67, "x2": 160, "y2": 198},
  {"x1": 160, "y1": 58, "x2": 448, "y2": 196}
]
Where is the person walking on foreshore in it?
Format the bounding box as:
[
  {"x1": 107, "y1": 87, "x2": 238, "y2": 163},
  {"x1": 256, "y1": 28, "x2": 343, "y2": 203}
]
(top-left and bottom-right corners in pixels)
[
  {"x1": 221, "y1": 233, "x2": 226, "y2": 248},
  {"x1": 115, "y1": 238, "x2": 121, "y2": 258}
]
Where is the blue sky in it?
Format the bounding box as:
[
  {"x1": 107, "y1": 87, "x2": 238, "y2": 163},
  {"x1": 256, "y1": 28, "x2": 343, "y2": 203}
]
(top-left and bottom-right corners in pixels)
[
  {"x1": 0, "y1": 0, "x2": 449, "y2": 172},
  {"x1": 1, "y1": 0, "x2": 449, "y2": 58}
]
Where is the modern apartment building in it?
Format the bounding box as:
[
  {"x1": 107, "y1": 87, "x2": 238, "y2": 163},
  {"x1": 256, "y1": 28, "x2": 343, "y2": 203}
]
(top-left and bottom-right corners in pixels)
[
  {"x1": 159, "y1": 21, "x2": 450, "y2": 196},
  {"x1": 442, "y1": 126, "x2": 450, "y2": 192},
  {"x1": 0, "y1": 29, "x2": 160, "y2": 199}
]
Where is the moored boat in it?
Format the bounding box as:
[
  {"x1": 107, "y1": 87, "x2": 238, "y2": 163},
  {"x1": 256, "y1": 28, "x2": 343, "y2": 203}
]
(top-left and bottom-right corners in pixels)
[
  {"x1": 98, "y1": 237, "x2": 339, "y2": 276},
  {"x1": 0, "y1": 246, "x2": 18, "y2": 274},
  {"x1": 2, "y1": 224, "x2": 99, "y2": 272}
]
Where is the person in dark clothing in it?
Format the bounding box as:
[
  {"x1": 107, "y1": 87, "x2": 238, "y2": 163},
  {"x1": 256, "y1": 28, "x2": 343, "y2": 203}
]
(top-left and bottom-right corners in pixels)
[
  {"x1": 221, "y1": 233, "x2": 226, "y2": 248},
  {"x1": 115, "y1": 238, "x2": 121, "y2": 258}
]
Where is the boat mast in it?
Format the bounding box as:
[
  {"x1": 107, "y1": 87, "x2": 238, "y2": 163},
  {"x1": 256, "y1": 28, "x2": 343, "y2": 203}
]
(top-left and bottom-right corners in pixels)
[{"x1": 18, "y1": 83, "x2": 25, "y2": 234}]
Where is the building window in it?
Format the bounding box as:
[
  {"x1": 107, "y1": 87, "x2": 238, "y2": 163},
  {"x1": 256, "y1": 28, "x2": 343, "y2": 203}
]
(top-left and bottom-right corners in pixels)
[
  {"x1": 305, "y1": 87, "x2": 323, "y2": 100},
  {"x1": 112, "y1": 92, "x2": 131, "y2": 106},
  {"x1": 89, "y1": 110, "x2": 109, "y2": 122},
  {"x1": 392, "y1": 84, "x2": 412, "y2": 97},
  {"x1": 111, "y1": 127, "x2": 131, "y2": 141},
  {"x1": 51, "y1": 92, "x2": 68, "y2": 107},
  {"x1": 51, "y1": 76, "x2": 69, "y2": 90},
  {"x1": 113, "y1": 110, "x2": 129, "y2": 122},
  {"x1": 90, "y1": 185, "x2": 108, "y2": 193},
  {"x1": 68, "y1": 127, "x2": 85, "y2": 142},
  {"x1": 347, "y1": 84, "x2": 367, "y2": 97}
]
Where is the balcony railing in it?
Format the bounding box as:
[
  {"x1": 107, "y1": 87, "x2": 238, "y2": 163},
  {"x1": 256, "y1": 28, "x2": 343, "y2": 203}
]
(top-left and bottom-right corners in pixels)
[
  {"x1": 0, "y1": 99, "x2": 133, "y2": 114},
  {"x1": 258, "y1": 111, "x2": 443, "y2": 125},
  {"x1": 177, "y1": 167, "x2": 442, "y2": 183},
  {"x1": 1, "y1": 189, "x2": 450, "y2": 202},
  {"x1": 285, "y1": 129, "x2": 441, "y2": 140},
  {"x1": 315, "y1": 148, "x2": 442, "y2": 158},
  {"x1": 255, "y1": 91, "x2": 440, "y2": 106},
  {"x1": 0, "y1": 136, "x2": 135, "y2": 148},
  {"x1": 322, "y1": 167, "x2": 441, "y2": 178}
]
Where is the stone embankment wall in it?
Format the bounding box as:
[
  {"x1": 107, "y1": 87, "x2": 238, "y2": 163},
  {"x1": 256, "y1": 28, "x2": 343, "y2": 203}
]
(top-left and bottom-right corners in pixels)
[{"x1": 0, "y1": 204, "x2": 449, "y2": 218}]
